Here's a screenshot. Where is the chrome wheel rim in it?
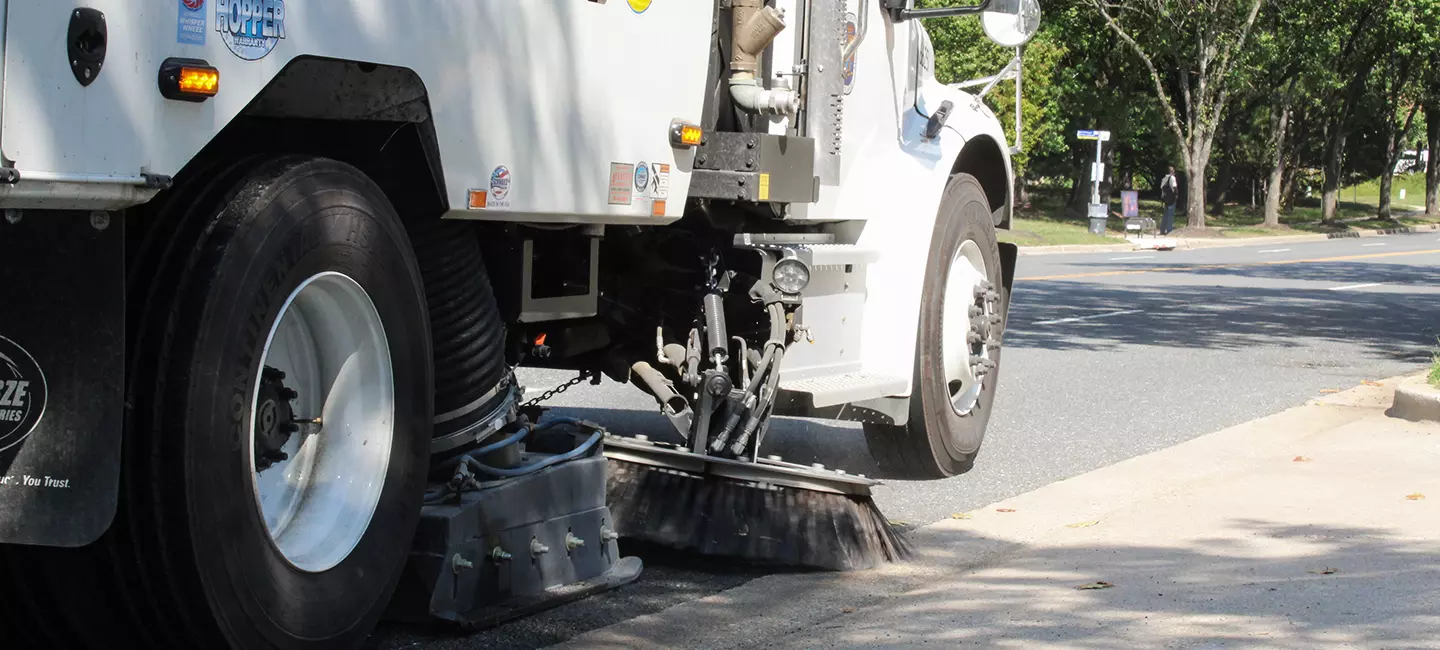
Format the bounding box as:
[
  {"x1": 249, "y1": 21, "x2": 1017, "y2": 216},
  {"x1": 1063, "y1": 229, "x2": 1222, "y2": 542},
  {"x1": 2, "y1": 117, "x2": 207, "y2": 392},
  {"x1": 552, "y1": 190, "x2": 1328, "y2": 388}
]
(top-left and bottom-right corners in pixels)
[{"x1": 248, "y1": 272, "x2": 394, "y2": 573}]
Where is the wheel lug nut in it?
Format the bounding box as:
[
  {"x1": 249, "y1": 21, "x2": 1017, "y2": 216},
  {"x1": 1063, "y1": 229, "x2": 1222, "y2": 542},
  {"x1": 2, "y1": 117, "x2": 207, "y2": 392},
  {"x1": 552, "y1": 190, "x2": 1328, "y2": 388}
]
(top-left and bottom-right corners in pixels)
[
  {"x1": 968, "y1": 305, "x2": 983, "y2": 318},
  {"x1": 565, "y1": 532, "x2": 586, "y2": 551},
  {"x1": 531, "y1": 538, "x2": 550, "y2": 556},
  {"x1": 601, "y1": 526, "x2": 620, "y2": 542},
  {"x1": 489, "y1": 547, "x2": 513, "y2": 563}
]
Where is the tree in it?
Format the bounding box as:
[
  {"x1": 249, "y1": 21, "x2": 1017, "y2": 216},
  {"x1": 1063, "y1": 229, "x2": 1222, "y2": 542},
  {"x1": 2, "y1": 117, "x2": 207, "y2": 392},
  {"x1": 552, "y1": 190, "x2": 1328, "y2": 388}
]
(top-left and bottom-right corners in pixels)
[{"x1": 1091, "y1": 0, "x2": 1265, "y2": 229}]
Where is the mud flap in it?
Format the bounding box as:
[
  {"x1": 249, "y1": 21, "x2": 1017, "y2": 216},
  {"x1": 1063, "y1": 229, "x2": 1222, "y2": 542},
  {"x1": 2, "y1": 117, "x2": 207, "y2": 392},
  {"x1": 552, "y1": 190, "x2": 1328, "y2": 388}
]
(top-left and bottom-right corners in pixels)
[
  {"x1": 0, "y1": 211, "x2": 123, "y2": 547},
  {"x1": 998, "y1": 240, "x2": 1017, "y2": 326}
]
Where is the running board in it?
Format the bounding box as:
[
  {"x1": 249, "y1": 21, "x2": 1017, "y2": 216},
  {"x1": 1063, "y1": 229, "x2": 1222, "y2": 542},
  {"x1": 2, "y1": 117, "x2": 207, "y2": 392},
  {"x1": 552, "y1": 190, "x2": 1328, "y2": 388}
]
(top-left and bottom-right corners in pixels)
[{"x1": 778, "y1": 373, "x2": 907, "y2": 408}]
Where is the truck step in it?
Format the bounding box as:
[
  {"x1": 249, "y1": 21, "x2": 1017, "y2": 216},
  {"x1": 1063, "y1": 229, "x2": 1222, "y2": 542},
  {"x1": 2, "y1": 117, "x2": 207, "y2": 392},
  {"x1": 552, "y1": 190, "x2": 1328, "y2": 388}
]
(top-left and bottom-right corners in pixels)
[
  {"x1": 779, "y1": 372, "x2": 907, "y2": 409},
  {"x1": 806, "y1": 244, "x2": 880, "y2": 268}
]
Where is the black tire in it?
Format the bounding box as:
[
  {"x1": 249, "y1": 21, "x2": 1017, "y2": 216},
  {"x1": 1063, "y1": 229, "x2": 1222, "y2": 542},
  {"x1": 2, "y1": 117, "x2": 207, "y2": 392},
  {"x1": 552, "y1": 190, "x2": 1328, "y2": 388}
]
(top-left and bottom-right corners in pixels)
[
  {"x1": 863, "y1": 173, "x2": 1008, "y2": 480},
  {"x1": 2, "y1": 156, "x2": 433, "y2": 648}
]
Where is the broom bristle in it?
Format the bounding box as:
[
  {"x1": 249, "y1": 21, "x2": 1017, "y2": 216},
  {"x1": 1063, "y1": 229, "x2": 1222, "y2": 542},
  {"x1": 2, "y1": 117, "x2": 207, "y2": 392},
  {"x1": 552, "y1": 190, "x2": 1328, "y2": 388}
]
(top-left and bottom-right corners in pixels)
[{"x1": 605, "y1": 459, "x2": 911, "y2": 571}]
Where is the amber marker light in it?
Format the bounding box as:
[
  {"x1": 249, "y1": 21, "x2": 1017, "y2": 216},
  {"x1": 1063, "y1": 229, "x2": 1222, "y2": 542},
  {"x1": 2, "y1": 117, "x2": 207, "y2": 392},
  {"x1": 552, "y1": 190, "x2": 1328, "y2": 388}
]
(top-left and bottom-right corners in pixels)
[
  {"x1": 159, "y1": 57, "x2": 219, "y2": 102},
  {"x1": 670, "y1": 120, "x2": 704, "y2": 148}
]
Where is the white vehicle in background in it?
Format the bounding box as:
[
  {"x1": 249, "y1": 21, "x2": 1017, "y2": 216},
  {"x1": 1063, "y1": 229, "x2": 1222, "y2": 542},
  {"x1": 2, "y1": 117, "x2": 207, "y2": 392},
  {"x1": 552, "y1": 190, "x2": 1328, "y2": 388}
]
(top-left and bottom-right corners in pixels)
[{"x1": 0, "y1": 0, "x2": 1038, "y2": 646}]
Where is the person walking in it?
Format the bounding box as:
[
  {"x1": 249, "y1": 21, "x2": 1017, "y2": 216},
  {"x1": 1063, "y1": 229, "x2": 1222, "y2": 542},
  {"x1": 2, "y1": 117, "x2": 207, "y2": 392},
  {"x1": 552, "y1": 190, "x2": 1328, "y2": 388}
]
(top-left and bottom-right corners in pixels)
[{"x1": 1160, "y1": 165, "x2": 1179, "y2": 235}]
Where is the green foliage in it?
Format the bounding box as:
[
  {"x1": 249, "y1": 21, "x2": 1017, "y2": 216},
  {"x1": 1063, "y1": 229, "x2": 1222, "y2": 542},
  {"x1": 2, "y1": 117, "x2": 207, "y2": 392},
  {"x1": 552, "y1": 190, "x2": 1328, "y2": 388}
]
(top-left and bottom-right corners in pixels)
[{"x1": 913, "y1": 0, "x2": 1440, "y2": 227}]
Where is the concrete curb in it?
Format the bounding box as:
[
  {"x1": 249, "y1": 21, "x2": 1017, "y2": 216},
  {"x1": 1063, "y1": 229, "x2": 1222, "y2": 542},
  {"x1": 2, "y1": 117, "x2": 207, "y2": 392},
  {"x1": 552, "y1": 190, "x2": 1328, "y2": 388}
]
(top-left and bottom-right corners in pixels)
[
  {"x1": 1016, "y1": 222, "x2": 1440, "y2": 256},
  {"x1": 1391, "y1": 375, "x2": 1440, "y2": 423}
]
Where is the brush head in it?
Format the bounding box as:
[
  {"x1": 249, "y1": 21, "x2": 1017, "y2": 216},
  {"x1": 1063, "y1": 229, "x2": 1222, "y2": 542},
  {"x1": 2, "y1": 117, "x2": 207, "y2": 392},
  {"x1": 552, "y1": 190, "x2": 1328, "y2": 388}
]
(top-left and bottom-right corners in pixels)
[{"x1": 606, "y1": 459, "x2": 910, "y2": 571}]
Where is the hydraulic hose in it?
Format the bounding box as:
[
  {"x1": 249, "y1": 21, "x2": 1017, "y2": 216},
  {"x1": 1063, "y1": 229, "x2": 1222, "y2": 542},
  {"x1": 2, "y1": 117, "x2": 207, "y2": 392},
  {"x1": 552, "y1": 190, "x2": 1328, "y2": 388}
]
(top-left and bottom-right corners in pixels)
[{"x1": 463, "y1": 431, "x2": 604, "y2": 478}]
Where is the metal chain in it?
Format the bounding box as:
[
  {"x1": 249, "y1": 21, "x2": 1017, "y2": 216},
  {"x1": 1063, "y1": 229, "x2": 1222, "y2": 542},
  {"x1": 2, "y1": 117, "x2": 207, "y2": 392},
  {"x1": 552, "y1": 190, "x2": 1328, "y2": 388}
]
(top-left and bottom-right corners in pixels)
[{"x1": 521, "y1": 371, "x2": 594, "y2": 409}]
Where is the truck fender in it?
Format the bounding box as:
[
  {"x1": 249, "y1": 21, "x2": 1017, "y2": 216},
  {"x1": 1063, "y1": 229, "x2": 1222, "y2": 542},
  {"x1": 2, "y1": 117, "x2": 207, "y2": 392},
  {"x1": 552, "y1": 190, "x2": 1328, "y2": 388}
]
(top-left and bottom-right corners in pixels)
[{"x1": 843, "y1": 81, "x2": 1013, "y2": 400}]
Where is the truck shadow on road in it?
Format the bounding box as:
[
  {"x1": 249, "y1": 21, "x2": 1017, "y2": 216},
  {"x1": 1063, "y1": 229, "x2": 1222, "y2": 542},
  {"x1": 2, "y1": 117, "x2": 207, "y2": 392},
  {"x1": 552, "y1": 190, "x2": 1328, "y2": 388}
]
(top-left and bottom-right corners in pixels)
[
  {"x1": 558, "y1": 519, "x2": 1440, "y2": 649},
  {"x1": 808, "y1": 519, "x2": 1440, "y2": 648}
]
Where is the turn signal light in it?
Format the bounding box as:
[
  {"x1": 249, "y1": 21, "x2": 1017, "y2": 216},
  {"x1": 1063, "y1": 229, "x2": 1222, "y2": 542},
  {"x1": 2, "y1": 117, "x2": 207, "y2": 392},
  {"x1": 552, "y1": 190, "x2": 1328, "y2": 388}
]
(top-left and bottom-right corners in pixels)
[
  {"x1": 159, "y1": 57, "x2": 219, "y2": 102},
  {"x1": 670, "y1": 120, "x2": 704, "y2": 148}
]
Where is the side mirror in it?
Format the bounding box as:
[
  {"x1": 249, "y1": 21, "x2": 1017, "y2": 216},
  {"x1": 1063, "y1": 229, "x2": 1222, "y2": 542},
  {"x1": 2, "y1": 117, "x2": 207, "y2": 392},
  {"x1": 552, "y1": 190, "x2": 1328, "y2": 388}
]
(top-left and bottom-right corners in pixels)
[{"x1": 982, "y1": 0, "x2": 1041, "y2": 48}]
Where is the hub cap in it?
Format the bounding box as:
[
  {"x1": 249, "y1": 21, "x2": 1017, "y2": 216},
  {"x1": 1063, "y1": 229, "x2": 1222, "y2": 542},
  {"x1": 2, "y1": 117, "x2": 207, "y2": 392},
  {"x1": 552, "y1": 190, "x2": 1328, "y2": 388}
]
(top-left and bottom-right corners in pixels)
[
  {"x1": 940, "y1": 240, "x2": 1000, "y2": 416},
  {"x1": 249, "y1": 272, "x2": 394, "y2": 573}
]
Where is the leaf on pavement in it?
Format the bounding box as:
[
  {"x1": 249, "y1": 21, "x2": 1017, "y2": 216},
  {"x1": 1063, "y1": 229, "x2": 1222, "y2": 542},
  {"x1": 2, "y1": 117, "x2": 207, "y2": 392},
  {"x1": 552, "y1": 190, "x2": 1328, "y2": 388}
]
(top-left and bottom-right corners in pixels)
[
  {"x1": 951, "y1": 512, "x2": 974, "y2": 520},
  {"x1": 1293, "y1": 456, "x2": 1312, "y2": 462},
  {"x1": 840, "y1": 607, "x2": 856, "y2": 614},
  {"x1": 1308, "y1": 567, "x2": 1339, "y2": 575},
  {"x1": 1362, "y1": 380, "x2": 1383, "y2": 387},
  {"x1": 1074, "y1": 581, "x2": 1114, "y2": 590},
  {"x1": 996, "y1": 508, "x2": 1017, "y2": 513},
  {"x1": 1319, "y1": 389, "x2": 1340, "y2": 394},
  {"x1": 1406, "y1": 493, "x2": 1426, "y2": 501},
  {"x1": 1066, "y1": 520, "x2": 1101, "y2": 528}
]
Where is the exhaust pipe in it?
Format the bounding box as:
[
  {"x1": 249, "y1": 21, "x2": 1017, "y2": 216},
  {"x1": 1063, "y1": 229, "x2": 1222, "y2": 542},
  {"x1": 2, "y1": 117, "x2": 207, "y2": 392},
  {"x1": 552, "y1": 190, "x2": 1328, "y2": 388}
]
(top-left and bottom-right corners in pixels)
[{"x1": 729, "y1": 0, "x2": 799, "y2": 116}]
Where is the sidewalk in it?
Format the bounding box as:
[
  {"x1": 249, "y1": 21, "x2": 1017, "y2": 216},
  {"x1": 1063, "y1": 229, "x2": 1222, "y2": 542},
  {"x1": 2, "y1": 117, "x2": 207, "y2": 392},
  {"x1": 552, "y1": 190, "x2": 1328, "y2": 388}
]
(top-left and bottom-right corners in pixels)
[
  {"x1": 1019, "y1": 222, "x2": 1440, "y2": 256},
  {"x1": 561, "y1": 375, "x2": 1440, "y2": 649}
]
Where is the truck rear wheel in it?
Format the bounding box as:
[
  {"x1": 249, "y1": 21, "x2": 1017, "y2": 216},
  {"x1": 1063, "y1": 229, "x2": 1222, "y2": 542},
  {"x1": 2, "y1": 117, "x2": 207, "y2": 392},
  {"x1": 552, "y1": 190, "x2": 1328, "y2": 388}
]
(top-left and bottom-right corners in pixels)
[
  {"x1": 863, "y1": 173, "x2": 1008, "y2": 480},
  {"x1": 2, "y1": 156, "x2": 432, "y2": 648}
]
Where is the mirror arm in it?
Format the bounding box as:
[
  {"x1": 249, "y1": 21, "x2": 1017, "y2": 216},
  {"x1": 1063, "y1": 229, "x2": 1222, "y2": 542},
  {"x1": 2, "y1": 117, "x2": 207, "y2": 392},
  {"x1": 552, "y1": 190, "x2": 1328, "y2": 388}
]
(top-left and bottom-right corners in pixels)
[{"x1": 887, "y1": 0, "x2": 992, "y2": 21}]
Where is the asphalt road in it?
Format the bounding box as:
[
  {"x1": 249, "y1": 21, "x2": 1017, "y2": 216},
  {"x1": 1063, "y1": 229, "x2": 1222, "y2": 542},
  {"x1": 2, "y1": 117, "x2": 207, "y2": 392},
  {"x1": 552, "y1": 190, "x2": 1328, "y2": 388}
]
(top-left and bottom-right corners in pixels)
[{"x1": 370, "y1": 232, "x2": 1440, "y2": 650}]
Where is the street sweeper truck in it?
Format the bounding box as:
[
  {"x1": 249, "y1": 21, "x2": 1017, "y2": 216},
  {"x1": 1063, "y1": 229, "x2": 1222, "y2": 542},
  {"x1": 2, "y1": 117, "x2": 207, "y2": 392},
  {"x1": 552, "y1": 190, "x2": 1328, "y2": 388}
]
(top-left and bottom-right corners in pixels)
[{"x1": 0, "y1": 0, "x2": 1040, "y2": 645}]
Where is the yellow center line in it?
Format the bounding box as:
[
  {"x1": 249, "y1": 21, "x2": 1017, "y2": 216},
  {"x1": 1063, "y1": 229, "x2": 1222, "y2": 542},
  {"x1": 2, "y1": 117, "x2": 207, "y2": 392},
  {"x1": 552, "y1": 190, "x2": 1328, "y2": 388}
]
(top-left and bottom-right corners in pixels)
[{"x1": 1019, "y1": 248, "x2": 1440, "y2": 282}]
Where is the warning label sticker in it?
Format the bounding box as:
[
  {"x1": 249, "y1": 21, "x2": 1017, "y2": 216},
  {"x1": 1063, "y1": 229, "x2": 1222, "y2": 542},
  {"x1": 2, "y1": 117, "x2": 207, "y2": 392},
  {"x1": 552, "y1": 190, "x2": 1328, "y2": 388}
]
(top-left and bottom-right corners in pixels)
[
  {"x1": 652, "y1": 163, "x2": 671, "y2": 200},
  {"x1": 609, "y1": 163, "x2": 635, "y2": 205}
]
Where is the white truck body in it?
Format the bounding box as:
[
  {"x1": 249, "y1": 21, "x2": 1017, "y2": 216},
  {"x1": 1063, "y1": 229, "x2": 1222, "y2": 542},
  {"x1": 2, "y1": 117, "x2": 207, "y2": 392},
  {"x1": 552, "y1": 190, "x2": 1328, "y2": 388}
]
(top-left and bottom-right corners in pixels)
[{"x1": 0, "y1": 0, "x2": 1013, "y2": 408}]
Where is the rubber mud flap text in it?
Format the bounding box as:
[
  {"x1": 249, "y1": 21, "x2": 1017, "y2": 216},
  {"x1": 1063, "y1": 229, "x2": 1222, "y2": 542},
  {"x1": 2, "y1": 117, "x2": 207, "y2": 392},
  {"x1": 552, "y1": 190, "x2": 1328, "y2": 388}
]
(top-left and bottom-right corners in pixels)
[{"x1": 0, "y1": 211, "x2": 124, "y2": 547}]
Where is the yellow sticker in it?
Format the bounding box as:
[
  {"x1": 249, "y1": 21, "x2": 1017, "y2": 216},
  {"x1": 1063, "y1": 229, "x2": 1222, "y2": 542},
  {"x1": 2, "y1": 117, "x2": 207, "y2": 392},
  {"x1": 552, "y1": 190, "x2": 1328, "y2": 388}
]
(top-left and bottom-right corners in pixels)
[
  {"x1": 628, "y1": 0, "x2": 652, "y2": 14},
  {"x1": 759, "y1": 173, "x2": 771, "y2": 201}
]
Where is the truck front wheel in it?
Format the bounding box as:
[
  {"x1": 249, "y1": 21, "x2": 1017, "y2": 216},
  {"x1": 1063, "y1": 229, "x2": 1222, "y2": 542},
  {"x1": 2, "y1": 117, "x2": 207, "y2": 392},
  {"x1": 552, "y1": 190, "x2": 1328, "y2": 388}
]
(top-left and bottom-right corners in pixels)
[
  {"x1": 863, "y1": 173, "x2": 1008, "y2": 480},
  {"x1": 4, "y1": 156, "x2": 433, "y2": 648}
]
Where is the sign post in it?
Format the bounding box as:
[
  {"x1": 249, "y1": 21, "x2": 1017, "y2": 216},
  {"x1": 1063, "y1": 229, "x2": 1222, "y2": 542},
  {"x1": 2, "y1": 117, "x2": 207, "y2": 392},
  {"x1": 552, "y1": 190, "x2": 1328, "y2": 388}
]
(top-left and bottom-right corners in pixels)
[{"x1": 1077, "y1": 130, "x2": 1112, "y2": 233}]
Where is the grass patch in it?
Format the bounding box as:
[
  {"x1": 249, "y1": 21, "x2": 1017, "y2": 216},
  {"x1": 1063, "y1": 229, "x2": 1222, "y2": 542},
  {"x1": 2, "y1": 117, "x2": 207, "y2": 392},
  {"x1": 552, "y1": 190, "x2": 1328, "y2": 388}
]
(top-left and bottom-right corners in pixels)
[
  {"x1": 999, "y1": 217, "x2": 1125, "y2": 246},
  {"x1": 1004, "y1": 187, "x2": 1440, "y2": 247},
  {"x1": 1341, "y1": 173, "x2": 1428, "y2": 207},
  {"x1": 1431, "y1": 344, "x2": 1440, "y2": 389}
]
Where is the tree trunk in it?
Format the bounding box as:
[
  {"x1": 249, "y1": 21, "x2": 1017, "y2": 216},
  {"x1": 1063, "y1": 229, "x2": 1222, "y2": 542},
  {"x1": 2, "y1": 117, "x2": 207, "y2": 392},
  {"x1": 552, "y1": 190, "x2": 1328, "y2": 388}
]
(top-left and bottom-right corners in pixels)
[
  {"x1": 1322, "y1": 131, "x2": 1347, "y2": 223},
  {"x1": 1263, "y1": 99, "x2": 1293, "y2": 227},
  {"x1": 1185, "y1": 146, "x2": 1211, "y2": 229},
  {"x1": 1267, "y1": 88, "x2": 1301, "y2": 226},
  {"x1": 1282, "y1": 164, "x2": 1301, "y2": 213},
  {"x1": 1427, "y1": 104, "x2": 1440, "y2": 216},
  {"x1": 1379, "y1": 101, "x2": 1420, "y2": 221},
  {"x1": 1211, "y1": 128, "x2": 1238, "y2": 216}
]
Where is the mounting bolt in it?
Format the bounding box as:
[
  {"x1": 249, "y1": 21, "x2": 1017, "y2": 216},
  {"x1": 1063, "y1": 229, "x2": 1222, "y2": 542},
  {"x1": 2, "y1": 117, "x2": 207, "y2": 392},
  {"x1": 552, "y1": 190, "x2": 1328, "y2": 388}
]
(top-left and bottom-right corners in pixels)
[
  {"x1": 452, "y1": 553, "x2": 475, "y2": 573},
  {"x1": 4, "y1": 210, "x2": 20, "y2": 224},
  {"x1": 766, "y1": 454, "x2": 783, "y2": 462},
  {"x1": 565, "y1": 532, "x2": 586, "y2": 551},
  {"x1": 811, "y1": 462, "x2": 826, "y2": 470},
  {"x1": 489, "y1": 547, "x2": 513, "y2": 563},
  {"x1": 530, "y1": 537, "x2": 550, "y2": 557},
  {"x1": 601, "y1": 526, "x2": 620, "y2": 542},
  {"x1": 747, "y1": 138, "x2": 757, "y2": 149},
  {"x1": 697, "y1": 154, "x2": 708, "y2": 164},
  {"x1": 89, "y1": 211, "x2": 110, "y2": 231}
]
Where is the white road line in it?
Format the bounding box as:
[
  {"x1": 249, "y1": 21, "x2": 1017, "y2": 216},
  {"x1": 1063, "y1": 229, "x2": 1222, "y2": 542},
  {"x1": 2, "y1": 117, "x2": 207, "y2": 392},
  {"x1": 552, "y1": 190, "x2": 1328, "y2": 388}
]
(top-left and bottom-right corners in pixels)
[
  {"x1": 1109, "y1": 255, "x2": 1155, "y2": 261},
  {"x1": 1328, "y1": 283, "x2": 1383, "y2": 291},
  {"x1": 1034, "y1": 309, "x2": 1144, "y2": 326},
  {"x1": 1361, "y1": 243, "x2": 1387, "y2": 247},
  {"x1": 1258, "y1": 248, "x2": 1291, "y2": 253}
]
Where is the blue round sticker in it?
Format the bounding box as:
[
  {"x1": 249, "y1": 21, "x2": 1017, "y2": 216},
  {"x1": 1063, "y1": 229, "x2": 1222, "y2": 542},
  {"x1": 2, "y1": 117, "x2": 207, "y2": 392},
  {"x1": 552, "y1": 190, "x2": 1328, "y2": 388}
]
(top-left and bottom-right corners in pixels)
[
  {"x1": 635, "y1": 162, "x2": 651, "y2": 192},
  {"x1": 216, "y1": 0, "x2": 287, "y2": 61}
]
